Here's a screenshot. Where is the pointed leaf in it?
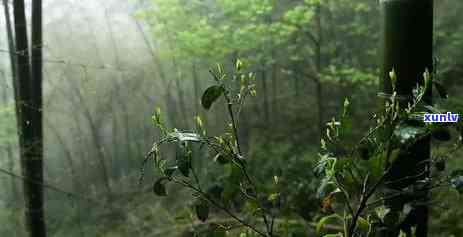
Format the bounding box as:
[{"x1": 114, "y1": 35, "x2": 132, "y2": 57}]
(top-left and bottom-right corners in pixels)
[
  {"x1": 170, "y1": 131, "x2": 201, "y2": 142},
  {"x1": 213, "y1": 153, "x2": 229, "y2": 164},
  {"x1": 163, "y1": 166, "x2": 178, "y2": 177},
  {"x1": 153, "y1": 177, "x2": 168, "y2": 196},
  {"x1": 202, "y1": 85, "x2": 225, "y2": 110},
  {"x1": 176, "y1": 144, "x2": 191, "y2": 177},
  {"x1": 316, "y1": 214, "x2": 343, "y2": 234},
  {"x1": 195, "y1": 199, "x2": 210, "y2": 222}
]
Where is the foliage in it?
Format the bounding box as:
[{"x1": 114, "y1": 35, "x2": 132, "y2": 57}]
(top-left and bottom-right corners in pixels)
[
  {"x1": 142, "y1": 61, "x2": 291, "y2": 237},
  {"x1": 142, "y1": 61, "x2": 463, "y2": 237},
  {"x1": 316, "y1": 69, "x2": 463, "y2": 237}
]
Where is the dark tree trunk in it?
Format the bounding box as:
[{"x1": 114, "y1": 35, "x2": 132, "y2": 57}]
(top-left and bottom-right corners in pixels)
[
  {"x1": 13, "y1": 0, "x2": 47, "y2": 236},
  {"x1": 380, "y1": 0, "x2": 433, "y2": 236},
  {"x1": 2, "y1": 0, "x2": 23, "y2": 141},
  {"x1": 2, "y1": 0, "x2": 17, "y2": 92}
]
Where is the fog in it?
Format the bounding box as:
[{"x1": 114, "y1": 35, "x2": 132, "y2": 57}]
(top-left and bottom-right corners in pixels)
[{"x1": 1, "y1": 0, "x2": 463, "y2": 236}]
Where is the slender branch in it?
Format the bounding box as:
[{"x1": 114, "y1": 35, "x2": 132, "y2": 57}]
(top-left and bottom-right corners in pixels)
[
  {"x1": 348, "y1": 168, "x2": 391, "y2": 237},
  {"x1": 334, "y1": 175, "x2": 355, "y2": 218},
  {"x1": 172, "y1": 178, "x2": 268, "y2": 237},
  {"x1": 222, "y1": 86, "x2": 276, "y2": 235},
  {"x1": 0, "y1": 167, "x2": 102, "y2": 205}
]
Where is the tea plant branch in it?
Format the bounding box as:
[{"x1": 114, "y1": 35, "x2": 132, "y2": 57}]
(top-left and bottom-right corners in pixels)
[
  {"x1": 0, "y1": 167, "x2": 107, "y2": 205},
  {"x1": 223, "y1": 88, "x2": 274, "y2": 236},
  {"x1": 223, "y1": 90, "x2": 242, "y2": 155},
  {"x1": 348, "y1": 168, "x2": 391, "y2": 237},
  {"x1": 227, "y1": 137, "x2": 273, "y2": 236},
  {"x1": 334, "y1": 175, "x2": 356, "y2": 218},
  {"x1": 384, "y1": 169, "x2": 429, "y2": 186},
  {"x1": 350, "y1": 119, "x2": 386, "y2": 158},
  {"x1": 366, "y1": 179, "x2": 451, "y2": 209},
  {"x1": 170, "y1": 177, "x2": 268, "y2": 237},
  {"x1": 191, "y1": 159, "x2": 203, "y2": 192}
]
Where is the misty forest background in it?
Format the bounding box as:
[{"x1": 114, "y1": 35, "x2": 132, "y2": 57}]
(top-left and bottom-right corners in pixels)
[{"x1": 1, "y1": 0, "x2": 463, "y2": 236}]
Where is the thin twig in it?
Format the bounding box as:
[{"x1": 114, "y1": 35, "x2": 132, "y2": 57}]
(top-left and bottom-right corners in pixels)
[
  {"x1": 348, "y1": 168, "x2": 391, "y2": 237},
  {"x1": 171, "y1": 178, "x2": 268, "y2": 237}
]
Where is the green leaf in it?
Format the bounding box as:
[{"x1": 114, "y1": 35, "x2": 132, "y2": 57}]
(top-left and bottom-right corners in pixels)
[
  {"x1": 316, "y1": 214, "x2": 343, "y2": 234},
  {"x1": 206, "y1": 184, "x2": 224, "y2": 200},
  {"x1": 316, "y1": 177, "x2": 336, "y2": 199},
  {"x1": 202, "y1": 85, "x2": 225, "y2": 110},
  {"x1": 423, "y1": 69, "x2": 432, "y2": 91},
  {"x1": 235, "y1": 59, "x2": 243, "y2": 71},
  {"x1": 433, "y1": 81, "x2": 448, "y2": 99},
  {"x1": 153, "y1": 178, "x2": 168, "y2": 196},
  {"x1": 389, "y1": 69, "x2": 397, "y2": 90},
  {"x1": 163, "y1": 166, "x2": 178, "y2": 177},
  {"x1": 205, "y1": 227, "x2": 226, "y2": 237},
  {"x1": 152, "y1": 107, "x2": 163, "y2": 127},
  {"x1": 195, "y1": 199, "x2": 210, "y2": 222},
  {"x1": 357, "y1": 216, "x2": 370, "y2": 231},
  {"x1": 388, "y1": 148, "x2": 401, "y2": 164},
  {"x1": 268, "y1": 193, "x2": 279, "y2": 202},
  {"x1": 170, "y1": 131, "x2": 201, "y2": 142},
  {"x1": 176, "y1": 144, "x2": 191, "y2": 177},
  {"x1": 342, "y1": 97, "x2": 350, "y2": 117},
  {"x1": 213, "y1": 153, "x2": 229, "y2": 164},
  {"x1": 243, "y1": 199, "x2": 260, "y2": 215}
]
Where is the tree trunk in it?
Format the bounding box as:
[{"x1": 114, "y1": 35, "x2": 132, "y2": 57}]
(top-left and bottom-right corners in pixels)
[
  {"x1": 13, "y1": 0, "x2": 47, "y2": 236},
  {"x1": 271, "y1": 52, "x2": 278, "y2": 124},
  {"x1": 132, "y1": 17, "x2": 181, "y2": 128},
  {"x1": 104, "y1": 7, "x2": 121, "y2": 67},
  {"x1": 1, "y1": 73, "x2": 18, "y2": 200},
  {"x1": 69, "y1": 69, "x2": 112, "y2": 195},
  {"x1": 172, "y1": 57, "x2": 189, "y2": 128},
  {"x1": 3, "y1": 0, "x2": 23, "y2": 147},
  {"x1": 380, "y1": 1, "x2": 433, "y2": 236},
  {"x1": 314, "y1": 2, "x2": 324, "y2": 142},
  {"x1": 192, "y1": 62, "x2": 200, "y2": 116},
  {"x1": 1, "y1": 74, "x2": 21, "y2": 237},
  {"x1": 45, "y1": 120, "x2": 79, "y2": 191},
  {"x1": 111, "y1": 104, "x2": 120, "y2": 176},
  {"x1": 261, "y1": 63, "x2": 270, "y2": 126},
  {"x1": 2, "y1": 0, "x2": 19, "y2": 204},
  {"x1": 2, "y1": 0, "x2": 17, "y2": 92}
]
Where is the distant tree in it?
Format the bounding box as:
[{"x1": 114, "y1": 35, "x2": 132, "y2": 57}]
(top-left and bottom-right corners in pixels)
[{"x1": 12, "y1": 0, "x2": 47, "y2": 236}]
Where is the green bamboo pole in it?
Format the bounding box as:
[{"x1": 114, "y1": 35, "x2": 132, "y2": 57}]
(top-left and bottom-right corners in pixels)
[{"x1": 380, "y1": 0, "x2": 433, "y2": 236}]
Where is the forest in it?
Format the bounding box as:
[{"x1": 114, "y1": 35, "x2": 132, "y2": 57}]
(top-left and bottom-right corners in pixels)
[{"x1": 1, "y1": 0, "x2": 463, "y2": 236}]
